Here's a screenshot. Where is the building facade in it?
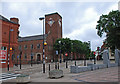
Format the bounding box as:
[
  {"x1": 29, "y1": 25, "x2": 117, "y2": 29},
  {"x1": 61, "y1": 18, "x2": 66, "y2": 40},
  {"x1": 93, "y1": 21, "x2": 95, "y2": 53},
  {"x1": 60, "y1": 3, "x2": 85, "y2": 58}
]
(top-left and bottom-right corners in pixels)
[
  {"x1": 0, "y1": 15, "x2": 20, "y2": 68},
  {"x1": 14, "y1": 12, "x2": 62, "y2": 64}
]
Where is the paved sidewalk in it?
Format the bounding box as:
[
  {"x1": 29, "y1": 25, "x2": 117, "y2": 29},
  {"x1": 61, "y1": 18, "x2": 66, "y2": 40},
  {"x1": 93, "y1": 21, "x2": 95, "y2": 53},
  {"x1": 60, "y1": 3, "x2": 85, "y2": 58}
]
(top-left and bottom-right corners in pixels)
[
  {"x1": 1, "y1": 60, "x2": 119, "y2": 83},
  {"x1": 28, "y1": 66, "x2": 119, "y2": 82},
  {"x1": 1, "y1": 60, "x2": 83, "y2": 74}
]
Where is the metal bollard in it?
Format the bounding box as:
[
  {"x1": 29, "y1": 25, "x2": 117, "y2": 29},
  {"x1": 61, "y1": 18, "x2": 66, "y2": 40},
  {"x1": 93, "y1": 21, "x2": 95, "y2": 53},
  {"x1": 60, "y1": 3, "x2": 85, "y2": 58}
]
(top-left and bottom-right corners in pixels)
[
  {"x1": 55, "y1": 62, "x2": 57, "y2": 69},
  {"x1": 66, "y1": 61, "x2": 68, "y2": 68},
  {"x1": 75, "y1": 61, "x2": 76, "y2": 66},
  {"x1": 49, "y1": 64, "x2": 50, "y2": 71},
  {"x1": 58, "y1": 62, "x2": 59, "y2": 69}
]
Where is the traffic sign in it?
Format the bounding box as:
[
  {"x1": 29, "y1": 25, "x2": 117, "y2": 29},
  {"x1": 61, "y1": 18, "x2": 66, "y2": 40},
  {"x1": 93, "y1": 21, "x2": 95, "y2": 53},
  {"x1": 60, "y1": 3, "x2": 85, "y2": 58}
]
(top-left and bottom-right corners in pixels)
[
  {"x1": 0, "y1": 50, "x2": 7, "y2": 60},
  {"x1": 56, "y1": 50, "x2": 58, "y2": 55},
  {"x1": 17, "y1": 56, "x2": 19, "y2": 58}
]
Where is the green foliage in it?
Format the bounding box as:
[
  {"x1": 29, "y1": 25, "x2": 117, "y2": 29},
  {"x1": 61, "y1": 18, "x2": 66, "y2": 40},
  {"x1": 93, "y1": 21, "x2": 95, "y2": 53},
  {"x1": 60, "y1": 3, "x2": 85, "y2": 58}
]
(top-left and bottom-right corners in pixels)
[
  {"x1": 53, "y1": 38, "x2": 71, "y2": 54},
  {"x1": 54, "y1": 38, "x2": 91, "y2": 59},
  {"x1": 90, "y1": 51, "x2": 95, "y2": 58},
  {"x1": 96, "y1": 10, "x2": 120, "y2": 50}
]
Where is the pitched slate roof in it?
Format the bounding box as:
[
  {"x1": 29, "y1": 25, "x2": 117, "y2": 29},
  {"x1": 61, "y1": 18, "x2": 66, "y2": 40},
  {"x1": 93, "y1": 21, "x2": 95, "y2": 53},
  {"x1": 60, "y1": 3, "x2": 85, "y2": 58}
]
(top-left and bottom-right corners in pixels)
[
  {"x1": 18, "y1": 34, "x2": 48, "y2": 42},
  {"x1": 0, "y1": 15, "x2": 18, "y2": 24}
]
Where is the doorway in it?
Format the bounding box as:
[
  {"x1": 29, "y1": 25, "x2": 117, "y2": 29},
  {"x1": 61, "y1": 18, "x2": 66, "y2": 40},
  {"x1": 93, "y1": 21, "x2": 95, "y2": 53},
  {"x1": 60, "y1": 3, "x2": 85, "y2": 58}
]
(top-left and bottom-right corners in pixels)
[{"x1": 37, "y1": 54, "x2": 41, "y2": 64}]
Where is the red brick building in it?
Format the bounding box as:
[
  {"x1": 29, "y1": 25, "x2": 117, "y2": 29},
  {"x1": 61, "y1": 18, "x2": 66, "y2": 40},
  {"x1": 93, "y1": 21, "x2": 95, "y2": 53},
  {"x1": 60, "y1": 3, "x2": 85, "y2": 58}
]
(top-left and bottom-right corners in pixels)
[
  {"x1": 14, "y1": 12, "x2": 62, "y2": 64},
  {"x1": 0, "y1": 15, "x2": 20, "y2": 68}
]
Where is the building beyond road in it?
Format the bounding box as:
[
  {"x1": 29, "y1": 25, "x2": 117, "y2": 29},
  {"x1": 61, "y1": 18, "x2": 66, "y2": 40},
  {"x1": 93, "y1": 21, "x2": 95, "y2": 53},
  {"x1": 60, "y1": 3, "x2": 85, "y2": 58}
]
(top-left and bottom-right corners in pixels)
[
  {"x1": 0, "y1": 15, "x2": 20, "y2": 68},
  {"x1": 0, "y1": 12, "x2": 62, "y2": 68}
]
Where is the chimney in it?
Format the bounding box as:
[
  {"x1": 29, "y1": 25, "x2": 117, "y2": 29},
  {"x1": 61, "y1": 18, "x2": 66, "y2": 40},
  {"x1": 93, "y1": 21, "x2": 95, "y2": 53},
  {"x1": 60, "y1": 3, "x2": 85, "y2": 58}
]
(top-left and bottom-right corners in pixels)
[{"x1": 10, "y1": 17, "x2": 19, "y2": 24}]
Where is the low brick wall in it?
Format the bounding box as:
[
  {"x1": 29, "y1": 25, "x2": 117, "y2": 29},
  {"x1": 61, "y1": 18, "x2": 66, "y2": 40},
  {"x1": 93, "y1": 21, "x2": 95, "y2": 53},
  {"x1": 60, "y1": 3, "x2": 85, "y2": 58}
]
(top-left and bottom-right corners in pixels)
[
  {"x1": 97, "y1": 64, "x2": 107, "y2": 69},
  {"x1": 70, "y1": 63, "x2": 118, "y2": 73},
  {"x1": 87, "y1": 64, "x2": 107, "y2": 70},
  {"x1": 70, "y1": 66, "x2": 91, "y2": 73},
  {"x1": 109, "y1": 63, "x2": 118, "y2": 67}
]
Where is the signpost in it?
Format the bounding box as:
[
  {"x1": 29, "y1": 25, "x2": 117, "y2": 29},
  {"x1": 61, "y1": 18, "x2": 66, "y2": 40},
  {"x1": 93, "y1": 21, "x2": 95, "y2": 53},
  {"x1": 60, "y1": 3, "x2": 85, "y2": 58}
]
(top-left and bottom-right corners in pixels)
[
  {"x1": 56, "y1": 50, "x2": 58, "y2": 55},
  {"x1": 94, "y1": 51, "x2": 96, "y2": 64},
  {"x1": 0, "y1": 50, "x2": 7, "y2": 60},
  {"x1": 55, "y1": 50, "x2": 58, "y2": 69},
  {"x1": 65, "y1": 53, "x2": 68, "y2": 68}
]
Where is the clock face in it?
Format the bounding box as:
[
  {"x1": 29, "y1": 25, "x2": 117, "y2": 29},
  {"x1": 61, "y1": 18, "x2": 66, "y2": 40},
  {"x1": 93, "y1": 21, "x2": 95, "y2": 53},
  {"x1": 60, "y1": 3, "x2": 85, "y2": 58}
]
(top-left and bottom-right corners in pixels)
[
  {"x1": 47, "y1": 18, "x2": 54, "y2": 26},
  {"x1": 58, "y1": 19, "x2": 61, "y2": 27}
]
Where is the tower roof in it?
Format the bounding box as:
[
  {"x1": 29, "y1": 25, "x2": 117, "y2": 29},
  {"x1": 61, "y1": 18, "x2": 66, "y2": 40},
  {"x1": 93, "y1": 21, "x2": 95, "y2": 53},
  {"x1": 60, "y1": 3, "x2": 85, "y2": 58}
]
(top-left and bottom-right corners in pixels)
[{"x1": 45, "y1": 12, "x2": 62, "y2": 18}]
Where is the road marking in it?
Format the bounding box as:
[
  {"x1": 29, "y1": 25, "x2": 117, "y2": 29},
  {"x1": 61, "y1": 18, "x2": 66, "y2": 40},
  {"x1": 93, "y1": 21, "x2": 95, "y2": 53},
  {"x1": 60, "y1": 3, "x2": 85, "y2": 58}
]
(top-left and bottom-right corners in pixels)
[{"x1": 0, "y1": 73, "x2": 21, "y2": 81}]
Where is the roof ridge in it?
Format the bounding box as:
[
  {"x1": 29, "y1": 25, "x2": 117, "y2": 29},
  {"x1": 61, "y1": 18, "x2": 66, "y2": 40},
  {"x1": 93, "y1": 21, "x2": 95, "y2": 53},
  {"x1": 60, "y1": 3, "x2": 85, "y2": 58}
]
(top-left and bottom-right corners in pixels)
[
  {"x1": 18, "y1": 34, "x2": 48, "y2": 42},
  {"x1": 0, "y1": 14, "x2": 19, "y2": 24},
  {"x1": 0, "y1": 15, "x2": 10, "y2": 22},
  {"x1": 19, "y1": 34, "x2": 47, "y2": 38}
]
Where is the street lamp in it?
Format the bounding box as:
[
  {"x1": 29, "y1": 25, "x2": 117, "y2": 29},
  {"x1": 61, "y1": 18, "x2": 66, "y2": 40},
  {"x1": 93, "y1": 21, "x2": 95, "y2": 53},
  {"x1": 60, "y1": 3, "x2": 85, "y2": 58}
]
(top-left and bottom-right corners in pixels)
[
  {"x1": 93, "y1": 51, "x2": 96, "y2": 64},
  {"x1": 31, "y1": 53, "x2": 33, "y2": 67},
  {"x1": 20, "y1": 51, "x2": 22, "y2": 69},
  {"x1": 8, "y1": 29, "x2": 14, "y2": 71},
  {"x1": 58, "y1": 41, "x2": 62, "y2": 63},
  {"x1": 71, "y1": 42, "x2": 73, "y2": 61},
  {"x1": 39, "y1": 17, "x2": 45, "y2": 73}
]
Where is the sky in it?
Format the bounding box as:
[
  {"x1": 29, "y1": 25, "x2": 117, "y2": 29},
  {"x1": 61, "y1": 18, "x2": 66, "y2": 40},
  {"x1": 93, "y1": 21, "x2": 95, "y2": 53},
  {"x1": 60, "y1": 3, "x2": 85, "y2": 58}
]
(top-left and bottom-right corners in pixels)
[{"x1": 0, "y1": 0, "x2": 119, "y2": 51}]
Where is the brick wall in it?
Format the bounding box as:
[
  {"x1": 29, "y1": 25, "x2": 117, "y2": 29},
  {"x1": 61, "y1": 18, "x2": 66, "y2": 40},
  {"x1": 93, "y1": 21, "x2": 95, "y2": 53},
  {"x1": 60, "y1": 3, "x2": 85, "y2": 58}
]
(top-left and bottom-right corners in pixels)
[
  {"x1": 14, "y1": 12, "x2": 62, "y2": 64},
  {"x1": 0, "y1": 17, "x2": 19, "y2": 68}
]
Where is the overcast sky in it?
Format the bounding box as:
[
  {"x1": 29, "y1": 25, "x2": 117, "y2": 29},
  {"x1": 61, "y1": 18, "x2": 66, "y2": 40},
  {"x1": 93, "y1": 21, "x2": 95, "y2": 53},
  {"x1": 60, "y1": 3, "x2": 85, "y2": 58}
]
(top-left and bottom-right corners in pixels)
[{"x1": 1, "y1": 0, "x2": 119, "y2": 51}]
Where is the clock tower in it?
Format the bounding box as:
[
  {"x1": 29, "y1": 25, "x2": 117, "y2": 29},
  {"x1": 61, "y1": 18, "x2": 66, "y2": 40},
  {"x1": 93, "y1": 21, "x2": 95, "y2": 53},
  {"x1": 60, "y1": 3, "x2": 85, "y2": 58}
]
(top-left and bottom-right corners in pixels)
[
  {"x1": 45, "y1": 12, "x2": 62, "y2": 62},
  {"x1": 45, "y1": 12, "x2": 62, "y2": 39}
]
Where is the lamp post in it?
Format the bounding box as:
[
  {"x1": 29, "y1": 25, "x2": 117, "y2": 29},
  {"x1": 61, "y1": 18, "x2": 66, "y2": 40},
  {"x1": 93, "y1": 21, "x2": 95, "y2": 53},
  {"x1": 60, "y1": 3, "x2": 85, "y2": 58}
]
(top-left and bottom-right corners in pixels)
[
  {"x1": 31, "y1": 53, "x2": 33, "y2": 67},
  {"x1": 88, "y1": 41, "x2": 91, "y2": 60},
  {"x1": 39, "y1": 17, "x2": 45, "y2": 73},
  {"x1": 8, "y1": 29, "x2": 14, "y2": 71},
  {"x1": 93, "y1": 51, "x2": 96, "y2": 64},
  {"x1": 71, "y1": 43, "x2": 73, "y2": 61},
  {"x1": 58, "y1": 41, "x2": 62, "y2": 63},
  {"x1": 20, "y1": 51, "x2": 22, "y2": 69}
]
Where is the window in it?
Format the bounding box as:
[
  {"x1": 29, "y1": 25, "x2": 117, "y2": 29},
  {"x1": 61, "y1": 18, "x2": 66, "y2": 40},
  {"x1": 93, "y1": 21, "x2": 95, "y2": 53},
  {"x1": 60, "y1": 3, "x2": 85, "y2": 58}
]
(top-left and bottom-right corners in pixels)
[
  {"x1": 24, "y1": 45, "x2": 27, "y2": 50},
  {"x1": 30, "y1": 44, "x2": 33, "y2": 49},
  {"x1": 37, "y1": 44, "x2": 40, "y2": 49},
  {"x1": 24, "y1": 53, "x2": 27, "y2": 59},
  {"x1": 1, "y1": 46, "x2": 7, "y2": 50},
  {"x1": 18, "y1": 45, "x2": 21, "y2": 50}
]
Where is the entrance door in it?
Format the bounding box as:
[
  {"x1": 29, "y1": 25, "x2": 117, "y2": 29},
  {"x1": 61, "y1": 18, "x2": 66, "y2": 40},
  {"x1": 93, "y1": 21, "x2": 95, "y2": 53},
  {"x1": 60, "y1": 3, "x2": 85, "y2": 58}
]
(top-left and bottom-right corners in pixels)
[{"x1": 37, "y1": 54, "x2": 41, "y2": 64}]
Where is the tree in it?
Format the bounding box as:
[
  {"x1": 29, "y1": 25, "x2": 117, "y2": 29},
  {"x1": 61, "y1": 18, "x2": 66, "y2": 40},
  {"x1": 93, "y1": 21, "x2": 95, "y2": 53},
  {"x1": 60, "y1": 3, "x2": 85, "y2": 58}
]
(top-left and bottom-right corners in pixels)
[
  {"x1": 96, "y1": 10, "x2": 120, "y2": 50},
  {"x1": 54, "y1": 38, "x2": 91, "y2": 60},
  {"x1": 53, "y1": 38, "x2": 71, "y2": 54},
  {"x1": 71, "y1": 40, "x2": 90, "y2": 59},
  {"x1": 82, "y1": 42, "x2": 90, "y2": 59}
]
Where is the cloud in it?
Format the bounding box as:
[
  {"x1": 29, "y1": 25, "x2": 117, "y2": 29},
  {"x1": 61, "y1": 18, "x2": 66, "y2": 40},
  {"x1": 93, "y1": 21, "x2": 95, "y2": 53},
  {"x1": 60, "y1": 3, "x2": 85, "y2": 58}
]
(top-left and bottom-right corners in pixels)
[
  {"x1": 3, "y1": 2, "x2": 57, "y2": 37},
  {"x1": 64, "y1": 7, "x2": 99, "y2": 40},
  {"x1": 80, "y1": 7, "x2": 98, "y2": 23},
  {"x1": 8, "y1": 3, "x2": 28, "y2": 16},
  {"x1": 63, "y1": 2, "x2": 118, "y2": 50},
  {"x1": 1, "y1": 0, "x2": 119, "y2": 2},
  {"x1": 1, "y1": 1, "x2": 118, "y2": 51},
  {"x1": 103, "y1": 3, "x2": 118, "y2": 15}
]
